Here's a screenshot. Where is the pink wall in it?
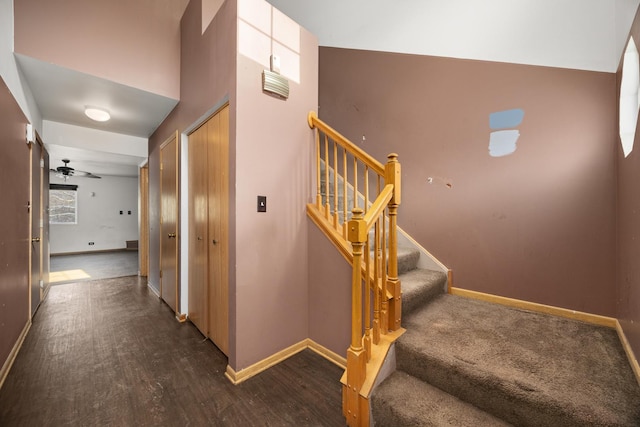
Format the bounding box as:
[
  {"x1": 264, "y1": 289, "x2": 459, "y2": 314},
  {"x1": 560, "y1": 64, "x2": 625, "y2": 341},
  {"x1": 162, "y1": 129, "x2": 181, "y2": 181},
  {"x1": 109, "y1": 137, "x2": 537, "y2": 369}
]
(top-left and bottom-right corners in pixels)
[
  {"x1": 14, "y1": 0, "x2": 186, "y2": 99},
  {"x1": 233, "y1": 9, "x2": 318, "y2": 369},
  {"x1": 308, "y1": 219, "x2": 351, "y2": 356},
  {"x1": 0, "y1": 77, "x2": 31, "y2": 374},
  {"x1": 319, "y1": 47, "x2": 618, "y2": 316},
  {"x1": 149, "y1": 0, "x2": 319, "y2": 371},
  {"x1": 617, "y1": 7, "x2": 640, "y2": 361},
  {"x1": 148, "y1": 0, "x2": 236, "y2": 296}
]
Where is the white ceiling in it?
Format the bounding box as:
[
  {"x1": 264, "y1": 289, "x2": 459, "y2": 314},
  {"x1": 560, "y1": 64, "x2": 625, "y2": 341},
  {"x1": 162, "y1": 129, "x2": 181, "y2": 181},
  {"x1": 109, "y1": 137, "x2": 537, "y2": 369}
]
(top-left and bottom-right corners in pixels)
[{"x1": 267, "y1": 0, "x2": 640, "y2": 73}]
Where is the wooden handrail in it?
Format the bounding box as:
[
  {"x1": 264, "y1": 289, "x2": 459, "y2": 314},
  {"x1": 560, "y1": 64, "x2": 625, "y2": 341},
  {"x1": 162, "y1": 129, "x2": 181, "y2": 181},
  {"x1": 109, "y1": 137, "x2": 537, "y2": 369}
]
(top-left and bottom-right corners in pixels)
[
  {"x1": 308, "y1": 111, "x2": 385, "y2": 176},
  {"x1": 363, "y1": 185, "x2": 393, "y2": 229},
  {"x1": 306, "y1": 111, "x2": 402, "y2": 427}
]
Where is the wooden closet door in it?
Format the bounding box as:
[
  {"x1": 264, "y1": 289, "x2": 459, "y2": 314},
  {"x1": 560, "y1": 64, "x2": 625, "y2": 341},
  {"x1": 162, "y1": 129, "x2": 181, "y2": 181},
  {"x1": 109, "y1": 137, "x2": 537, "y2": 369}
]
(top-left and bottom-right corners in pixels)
[
  {"x1": 160, "y1": 133, "x2": 179, "y2": 313},
  {"x1": 208, "y1": 105, "x2": 229, "y2": 355},
  {"x1": 188, "y1": 123, "x2": 209, "y2": 334}
]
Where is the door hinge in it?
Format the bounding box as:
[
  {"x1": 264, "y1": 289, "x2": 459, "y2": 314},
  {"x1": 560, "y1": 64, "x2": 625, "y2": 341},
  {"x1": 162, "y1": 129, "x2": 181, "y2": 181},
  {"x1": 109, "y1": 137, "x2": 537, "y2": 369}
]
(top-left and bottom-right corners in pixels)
[
  {"x1": 160, "y1": 163, "x2": 164, "y2": 171},
  {"x1": 159, "y1": 270, "x2": 163, "y2": 278}
]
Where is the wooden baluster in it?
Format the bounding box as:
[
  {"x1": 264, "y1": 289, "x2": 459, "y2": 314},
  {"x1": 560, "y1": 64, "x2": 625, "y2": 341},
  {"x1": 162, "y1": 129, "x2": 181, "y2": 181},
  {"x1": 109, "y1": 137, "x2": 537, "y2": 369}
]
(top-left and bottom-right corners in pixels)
[
  {"x1": 364, "y1": 166, "x2": 369, "y2": 214},
  {"x1": 372, "y1": 176, "x2": 381, "y2": 345},
  {"x1": 353, "y1": 159, "x2": 358, "y2": 211},
  {"x1": 343, "y1": 150, "x2": 348, "y2": 239},
  {"x1": 363, "y1": 166, "x2": 371, "y2": 360},
  {"x1": 315, "y1": 129, "x2": 321, "y2": 209},
  {"x1": 345, "y1": 208, "x2": 367, "y2": 425},
  {"x1": 324, "y1": 135, "x2": 331, "y2": 220},
  {"x1": 333, "y1": 140, "x2": 339, "y2": 230},
  {"x1": 372, "y1": 217, "x2": 381, "y2": 345},
  {"x1": 385, "y1": 153, "x2": 402, "y2": 331},
  {"x1": 381, "y1": 208, "x2": 388, "y2": 334}
]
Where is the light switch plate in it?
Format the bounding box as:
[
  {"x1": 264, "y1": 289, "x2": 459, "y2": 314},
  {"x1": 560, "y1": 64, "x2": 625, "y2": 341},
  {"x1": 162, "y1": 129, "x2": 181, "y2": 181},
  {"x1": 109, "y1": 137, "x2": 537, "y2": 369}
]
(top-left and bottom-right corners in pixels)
[{"x1": 257, "y1": 195, "x2": 267, "y2": 212}]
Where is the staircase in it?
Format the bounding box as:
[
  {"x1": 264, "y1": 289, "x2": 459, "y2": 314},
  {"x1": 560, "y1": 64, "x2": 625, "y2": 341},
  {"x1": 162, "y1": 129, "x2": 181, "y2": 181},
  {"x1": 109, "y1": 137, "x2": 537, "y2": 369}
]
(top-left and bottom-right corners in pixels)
[
  {"x1": 307, "y1": 112, "x2": 640, "y2": 426},
  {"x1": 371, "y1": 260, "x2": 640, "y2": 426}
]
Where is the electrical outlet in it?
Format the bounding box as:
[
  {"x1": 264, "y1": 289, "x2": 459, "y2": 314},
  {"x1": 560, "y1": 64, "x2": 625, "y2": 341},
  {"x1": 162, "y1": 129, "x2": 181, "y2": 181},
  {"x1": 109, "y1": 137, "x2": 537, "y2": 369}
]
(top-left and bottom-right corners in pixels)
[
  {"x1": 119, "y1": 210, "x2": 123, "y2": 215},
  {"x1": 88, "y1": 242, "x2": 95, "y2": 245}
]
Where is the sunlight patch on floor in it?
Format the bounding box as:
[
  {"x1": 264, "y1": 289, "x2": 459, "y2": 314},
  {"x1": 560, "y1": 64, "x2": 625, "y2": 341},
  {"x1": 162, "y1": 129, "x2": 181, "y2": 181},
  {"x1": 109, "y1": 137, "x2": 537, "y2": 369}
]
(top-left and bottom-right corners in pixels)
[{"x1": 49, "y1": 269, "x2": 91, "y2": 283}]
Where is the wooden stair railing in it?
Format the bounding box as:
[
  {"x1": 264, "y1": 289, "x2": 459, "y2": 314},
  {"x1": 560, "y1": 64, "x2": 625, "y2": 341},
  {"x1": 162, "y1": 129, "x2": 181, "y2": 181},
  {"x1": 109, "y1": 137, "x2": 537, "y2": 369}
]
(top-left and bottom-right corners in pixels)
[{"x1": 307, "y1": 111, "x2": 403, "y2": 427}]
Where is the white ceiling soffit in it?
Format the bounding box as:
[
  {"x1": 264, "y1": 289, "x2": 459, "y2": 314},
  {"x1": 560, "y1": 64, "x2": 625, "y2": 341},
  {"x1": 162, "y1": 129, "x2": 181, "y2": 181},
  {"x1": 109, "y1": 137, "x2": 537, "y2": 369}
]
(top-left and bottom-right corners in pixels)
[
  {"x1": 267, "y1": 0, "x2": 640, "y2": 73},
  {"x1": 15, "y1": 53, "x2": 178, "y2": 138}
]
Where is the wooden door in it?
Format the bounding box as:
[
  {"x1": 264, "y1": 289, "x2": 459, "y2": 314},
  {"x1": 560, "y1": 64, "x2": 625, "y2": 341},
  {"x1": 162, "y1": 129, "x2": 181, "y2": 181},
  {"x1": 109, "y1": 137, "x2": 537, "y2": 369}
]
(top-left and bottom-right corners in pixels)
[
  {"x1": 208, "y1": 105, "x2": 229, "y2": 354},
  {"x1": 41, "y1": 147, "x2": 50, "y2": 299},
  {"x1": 139, "y1": 164, "x2": 149, "y2": 277},
  {"x1": 188, "y1": 122, "x2": 209, "y2": 334},
  {"x1": 160, "y1": 133, "x2": 179, "y2": 313},
  {"x1": 29, "y1": 139, "x2": 43, "y2": 317},
  {"x1": 186, "y1": 105, "x2": 229, "y2": 354}
]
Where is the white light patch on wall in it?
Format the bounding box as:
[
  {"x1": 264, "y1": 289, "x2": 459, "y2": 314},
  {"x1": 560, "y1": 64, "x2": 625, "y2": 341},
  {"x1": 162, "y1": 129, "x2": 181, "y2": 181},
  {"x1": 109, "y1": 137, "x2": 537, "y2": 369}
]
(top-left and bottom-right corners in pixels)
[
  {"x1": 619, "y1": 37, "x2": 639, "y2": 158},
  {"x1": 238, "y1": 0, "x2": 271, "y2": 35},
  {"x1": 273, "y1": 41, "x2": 300, "y2": 83},
  {"x1": 489, "y1": 130, "x2": 520, "y2": 157},
  {"x1": 272, "y1": 8, "x2": 300, "y2": 53},
  {"x1": 488, "y1": 108, "x2": 524, "y2": 158},
  {"x1": 238, "y1": 19, "x2": 271, "y2": 69}
]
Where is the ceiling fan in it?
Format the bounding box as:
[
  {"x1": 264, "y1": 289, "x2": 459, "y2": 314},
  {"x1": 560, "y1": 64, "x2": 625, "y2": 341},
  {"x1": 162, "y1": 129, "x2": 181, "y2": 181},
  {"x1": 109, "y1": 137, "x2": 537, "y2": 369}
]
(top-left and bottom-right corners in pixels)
[{"x1": 51, "y1": 159, "x2": 102, "y2": 180}]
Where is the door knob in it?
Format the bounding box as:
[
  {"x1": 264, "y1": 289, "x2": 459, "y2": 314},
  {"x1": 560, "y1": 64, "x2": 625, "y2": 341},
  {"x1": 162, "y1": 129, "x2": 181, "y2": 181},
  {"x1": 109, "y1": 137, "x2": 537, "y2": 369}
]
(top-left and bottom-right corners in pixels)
[
  {"x1": 168, "y1": 233, "x2": 176, "y2": 238},
  {"x1": 31, "y1": 237, "x2": 40, "y2": 243},
  {"x1": 197, "y1": 236, "x2": 203, "y2": 241},
  {"x1": 212, "y1": 239, "x2": 218, "y2": 245}
]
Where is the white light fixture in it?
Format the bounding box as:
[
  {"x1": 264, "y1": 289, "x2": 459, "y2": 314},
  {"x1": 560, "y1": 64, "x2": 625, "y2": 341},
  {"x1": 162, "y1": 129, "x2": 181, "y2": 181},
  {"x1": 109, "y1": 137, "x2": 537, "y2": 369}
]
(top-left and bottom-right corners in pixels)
[{"x1": 85, "y1": 106, "x2": 111, "y2": 122}]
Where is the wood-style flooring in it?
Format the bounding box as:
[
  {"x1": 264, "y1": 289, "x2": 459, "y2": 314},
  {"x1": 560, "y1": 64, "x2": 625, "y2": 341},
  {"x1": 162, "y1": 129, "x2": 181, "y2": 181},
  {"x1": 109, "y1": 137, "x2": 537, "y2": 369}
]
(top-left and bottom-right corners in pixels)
[
  {"x1": 0, "y1": 276, "x2": 345, "y2": 426},
  {"x1": 50, "y1": 251, "x2": 139, "y2": 285}
]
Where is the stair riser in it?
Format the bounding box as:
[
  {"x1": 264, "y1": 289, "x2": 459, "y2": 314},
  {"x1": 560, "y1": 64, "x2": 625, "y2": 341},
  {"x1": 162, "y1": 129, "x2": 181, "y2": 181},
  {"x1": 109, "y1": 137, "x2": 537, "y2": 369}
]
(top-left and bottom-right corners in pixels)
[
  {"x1": 401, "y1": 283, "x2": 443, "y2": 316},
  {"x1": 396, "y1": 345, "x2": 583, "y2": 427}
]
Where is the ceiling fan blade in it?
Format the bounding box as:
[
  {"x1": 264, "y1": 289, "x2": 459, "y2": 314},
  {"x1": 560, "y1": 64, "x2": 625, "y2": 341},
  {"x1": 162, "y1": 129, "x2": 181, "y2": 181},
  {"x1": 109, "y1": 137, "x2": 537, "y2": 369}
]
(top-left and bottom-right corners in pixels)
[{"x1": 73, "y1": 170, "x2": 102, "y2": 179}]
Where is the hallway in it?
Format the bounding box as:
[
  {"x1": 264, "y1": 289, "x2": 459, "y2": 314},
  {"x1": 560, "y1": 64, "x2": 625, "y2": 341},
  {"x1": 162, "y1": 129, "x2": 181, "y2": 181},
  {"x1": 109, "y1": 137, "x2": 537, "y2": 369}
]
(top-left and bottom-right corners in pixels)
[{"x1": 0, "y1": 276, "x2": 344, "y2": 426}]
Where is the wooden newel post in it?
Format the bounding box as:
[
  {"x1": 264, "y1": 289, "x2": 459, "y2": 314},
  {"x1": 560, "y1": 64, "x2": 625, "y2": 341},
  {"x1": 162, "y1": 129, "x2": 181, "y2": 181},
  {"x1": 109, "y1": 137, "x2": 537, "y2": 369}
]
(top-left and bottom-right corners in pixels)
[
  {"x1": 385, "y1": 153, "x2": 402, "y2": 331},
  {"x1": 344, "y1": 208, "x2": 367, "y2": 425}
]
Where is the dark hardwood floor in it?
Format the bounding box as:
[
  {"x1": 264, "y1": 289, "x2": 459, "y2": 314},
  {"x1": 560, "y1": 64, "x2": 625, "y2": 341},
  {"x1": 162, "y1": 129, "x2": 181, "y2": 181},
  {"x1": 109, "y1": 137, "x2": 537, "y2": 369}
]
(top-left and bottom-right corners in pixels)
[{"x1": 0, "y1": 276, "x2": 345, "y2": 426}]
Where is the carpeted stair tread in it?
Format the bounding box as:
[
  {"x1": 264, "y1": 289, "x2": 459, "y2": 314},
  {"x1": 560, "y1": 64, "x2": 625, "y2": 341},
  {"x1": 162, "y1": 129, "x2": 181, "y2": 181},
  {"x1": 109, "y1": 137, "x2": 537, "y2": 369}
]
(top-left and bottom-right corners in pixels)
[
  {"x1": 372, "y1": 371, "x2": 513, "y2": 427},
  {"x1": 397, "y1": 294, "x2": 640, "y2": 426},
  {"x1": 400, "y1": 268, "x2": 447, "y2": 316},
  {"x1": 396, "y1": 246, "x2": 420, "y2": 275}
]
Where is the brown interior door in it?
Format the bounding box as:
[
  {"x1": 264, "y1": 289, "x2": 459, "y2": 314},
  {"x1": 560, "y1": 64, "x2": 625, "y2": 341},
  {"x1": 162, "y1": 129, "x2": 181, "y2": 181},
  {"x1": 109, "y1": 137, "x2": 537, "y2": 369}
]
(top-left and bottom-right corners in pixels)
[
  {"x1": 29, "y1": 139, "x2": 43, "y2": 317},
  {"x1": 188, "y1": 122, "x2": 209, "y2": 334},
  {"x1": 208, "y1": 105, "x2": 229, "y2": 355},
  {"x1": 160, "y1": 133, "x2": 179, "y2": 313}
]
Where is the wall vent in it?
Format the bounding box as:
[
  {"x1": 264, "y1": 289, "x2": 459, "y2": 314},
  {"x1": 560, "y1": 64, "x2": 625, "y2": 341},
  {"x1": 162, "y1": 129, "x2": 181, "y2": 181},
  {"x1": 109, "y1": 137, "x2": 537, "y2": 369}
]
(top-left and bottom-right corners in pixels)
[{"x1": 262, "y1": 70, "x2": 289, "y2": 100}]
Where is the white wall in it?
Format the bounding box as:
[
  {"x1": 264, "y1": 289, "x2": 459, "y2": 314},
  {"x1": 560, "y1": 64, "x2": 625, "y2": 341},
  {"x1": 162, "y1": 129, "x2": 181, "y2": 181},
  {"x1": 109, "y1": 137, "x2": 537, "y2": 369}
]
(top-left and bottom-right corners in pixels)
[
  {"x1": 0, "y1": 0, "x2": 42, "y2": 130},
  {"x1": 49, "y1": 174, "x2": 139, "y2": 254}
]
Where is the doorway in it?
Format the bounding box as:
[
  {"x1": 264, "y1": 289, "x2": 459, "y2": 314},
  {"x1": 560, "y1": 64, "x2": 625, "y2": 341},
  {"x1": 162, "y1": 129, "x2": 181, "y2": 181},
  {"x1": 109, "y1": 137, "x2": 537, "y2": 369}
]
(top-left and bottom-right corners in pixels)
[{"x1": 29, "y1": 136, "x2": 46, "y2": 317}]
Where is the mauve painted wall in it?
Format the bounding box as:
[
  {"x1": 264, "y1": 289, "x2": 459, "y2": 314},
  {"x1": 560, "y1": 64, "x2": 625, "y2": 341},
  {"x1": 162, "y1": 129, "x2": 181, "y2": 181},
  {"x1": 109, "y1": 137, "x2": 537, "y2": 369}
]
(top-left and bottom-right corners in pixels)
[
  {"x1": 148, "y1": 0, "x2": 236, "y2": 297},
  {"x1": 308, "y1": 219, "x2": 351, "y2": 356},
  {"x1": 617, "y1": 8, "x2": 640, "y2": 362},
  {"x1": 319, "y1": 47, "x2": 617, "y2": 316},
  {"x1": 0, "y1": 77, "x2": 30, "y2": 371},
  {"x1": 232, "y1": 7, "x2": 318, "y2": 370},
  {"x1": 14, "y1": 0, "x2": 186, "y2": 99}
]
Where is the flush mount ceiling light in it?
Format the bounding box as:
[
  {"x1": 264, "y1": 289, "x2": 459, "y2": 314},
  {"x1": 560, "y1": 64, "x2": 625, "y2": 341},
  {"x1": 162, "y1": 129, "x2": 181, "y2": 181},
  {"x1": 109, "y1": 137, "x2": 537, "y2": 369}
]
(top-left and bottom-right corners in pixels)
[{"x1": 84, "y1": 107, "x2": 111, "y2": 122}]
